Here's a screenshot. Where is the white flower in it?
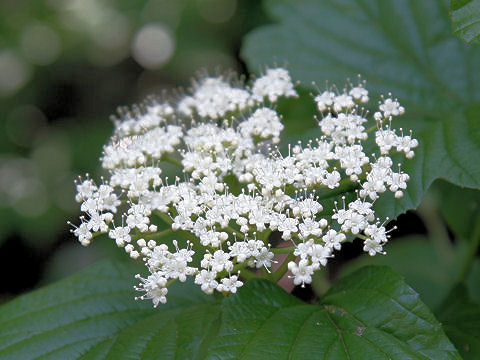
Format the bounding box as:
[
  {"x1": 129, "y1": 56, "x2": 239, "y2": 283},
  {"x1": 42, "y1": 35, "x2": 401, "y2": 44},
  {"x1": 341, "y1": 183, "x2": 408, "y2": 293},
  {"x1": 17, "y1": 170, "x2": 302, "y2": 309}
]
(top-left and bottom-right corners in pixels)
[
  {"x1": 292, "y1": 198, "x2": 323, "y2": 217},
  {"x1": 375, "y1": 129, "x2": 398, "y2": 154},
  {"x1": 379, "y1": 98, "x2": 404, "y2": 117},
  {"x1": 342, "y1": 211, "x2": 367, "y2": 234},
  {"x1": 81, "y1": 198, "x2": 100, "y2": 215},
  {"x1": 322, "y1": 230, "x2": 346, "y2": 250},
  {"x1": 363, "y1": 238, "x2": 385, "y2": 256},
  {"x1": 73, "y1": 222, "x2": 92, "y2": 246},
  {"x1": 294, "y1": 239, "x2": 314, "y2": 258},
  {"x1": 239, "y1": 107, "x2": 284, "y2": 143},
  {"x1": 288, "y1": 259, "x2": 314, "y2": 286},
  {"x1": 71, "y1": 67, "x2": 416, "y2": 306},
  {"x1": 126, "y1": 204, "x2": 151, "y2": 232},
  {"x1": 178, "y1": 77, "x2": 251, "y2": 119},
  {"x1": 299, "y1": 218, "x2": 322, "y2": 239},
  {"x1": 349, "y1": 86, "x2": 369, "y2": 103},
  {"x1": 109, "y1": 226, "x2": 131, "y2": 247},
  {"x1": 255, "y1": 247, "x2": 274, "y2": 269},
  {"x1": 365, "y1": 224, "x2": 388, "y2": 244},
  {"x1": 277, "y1": 215, "x2": 298, "y2": 239},
  {"x1": 396, "y1": 134, "x2": 418, "y2": 158},
  {"x1": 333, "y1": 94, "x2": 354, "y2": 112},
  {"x1": 323, "y1": 170, "x2": 341, "y2": 188},
  {"x1": 194, "y1": 269, "x2": 218, "y2": 294},
  {"x1": 251, "y1": 68, "x2": 297, "y2": 102},
  {"x1": 217, "y1": 275, "x2": 243, "y2": 293},
  {"x1": 315, "y1": 91, "x2": 335, "y2": 111},
  {"x1": 349, "y1": 200, "x2": 374, "y2": 222},
  {"x1": 310, "y1": 244, "x2": 331, "y2": 267},
  {"x1": 75, "y1": 179, "x2": 97, "y2": 203},
  {"x1": 210, "y1": 250, "x2": 233, "y2": 272},
  {"x1": 134, "y1": 272, "x2": 168, "y2": 307},
  {"x1": 86, "y1": 212, "x2": 109, "y2": 233}
]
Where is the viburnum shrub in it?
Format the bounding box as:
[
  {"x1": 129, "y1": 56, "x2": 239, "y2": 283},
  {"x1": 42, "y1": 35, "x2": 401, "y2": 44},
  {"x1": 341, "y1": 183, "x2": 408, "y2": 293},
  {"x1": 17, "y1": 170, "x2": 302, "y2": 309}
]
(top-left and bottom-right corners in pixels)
[{"x1": 70, "y1": 68, "x2": 418, "y2": 307}]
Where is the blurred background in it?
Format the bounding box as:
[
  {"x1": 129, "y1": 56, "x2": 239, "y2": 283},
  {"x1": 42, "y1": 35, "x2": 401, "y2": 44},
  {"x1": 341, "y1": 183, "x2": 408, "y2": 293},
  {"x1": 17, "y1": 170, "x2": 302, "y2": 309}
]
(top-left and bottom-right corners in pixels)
[
  {"x1": 1, "y1": 0, "x2": 478, "y2": 313},
  {"x1": 0, "y1": 0, "x2": 266, "y2": 302}
]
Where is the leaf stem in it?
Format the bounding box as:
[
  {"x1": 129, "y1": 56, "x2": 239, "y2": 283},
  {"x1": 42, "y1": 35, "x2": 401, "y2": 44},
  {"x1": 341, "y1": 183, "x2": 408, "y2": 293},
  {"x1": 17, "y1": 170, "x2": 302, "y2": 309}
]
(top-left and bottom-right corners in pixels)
[
  {"x1": 155, "y1": 211, "x2": 173, "y2": 226},
  {"x1": 271, "y1": 246, "x2": 296, "y2": 254},
  {"x1": 457, "y1": 216, "x2": 480, "y2": 283},
  {"x1": 131, "y1": 228, "x2": 174, "y2": 241},
  {"x1": 239, "y1": 268, "x2": 261, "y2": 280},
  {"x1": 217, "y1": 260, "x2": 261, "y2": 281},
  {"x1": 166, "y1": 278, "x2": 178, "y2": 287},
  {"x1": 162, "y1": 154, "x2": 183, "y2": 168},
  {"x1": 315, "y1": 180, "x2": 360, "y2": 201},
  {"x1": 365, "y1": 124, "x2": 378, "y2": 133},
  {"x1": 356, "y1": 233, "x2": 367, "y2": 240},
  {"x1": 222, "y1": 224, "x2": 245, "y2": 240},
  {"x1": 256, "y1": 229, "x2": 272, "y2": 244},
  {"x1": 154, "y1": 210, "x2": 203, "y2": 249},
  {"x1": 272, "y1": 253, "x2": 296, "y2": 283},
  {"x1": 417, "y1": 196, "x2": 453, "y2": 261}
]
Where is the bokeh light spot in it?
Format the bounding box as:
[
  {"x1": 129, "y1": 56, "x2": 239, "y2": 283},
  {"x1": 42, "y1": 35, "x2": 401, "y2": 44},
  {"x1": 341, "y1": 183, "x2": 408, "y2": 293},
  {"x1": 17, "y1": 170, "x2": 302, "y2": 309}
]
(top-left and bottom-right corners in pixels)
[
  {"x1": 21, "y1": 22, "x2": 61, "y2": 66},
  {"x1": 0, "y1": 50, "x2": 31, "y2": 97},
  {"x1": 132, "y1": 22, "x2": 175, "y2": 69}
]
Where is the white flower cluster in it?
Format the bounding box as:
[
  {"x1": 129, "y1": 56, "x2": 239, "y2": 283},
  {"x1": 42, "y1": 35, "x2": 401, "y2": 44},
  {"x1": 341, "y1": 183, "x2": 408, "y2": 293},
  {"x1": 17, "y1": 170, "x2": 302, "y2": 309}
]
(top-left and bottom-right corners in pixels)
[{"x1": 71, "y1": 68, "x2": 417, "y2": 307}]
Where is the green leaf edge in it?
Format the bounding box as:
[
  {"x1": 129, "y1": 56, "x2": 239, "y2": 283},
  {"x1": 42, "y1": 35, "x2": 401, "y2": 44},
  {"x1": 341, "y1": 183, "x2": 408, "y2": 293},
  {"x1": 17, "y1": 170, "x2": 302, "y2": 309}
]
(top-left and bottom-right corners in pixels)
[{"x1": 0, "y1": 261, "x2": 461, "y2": 360}]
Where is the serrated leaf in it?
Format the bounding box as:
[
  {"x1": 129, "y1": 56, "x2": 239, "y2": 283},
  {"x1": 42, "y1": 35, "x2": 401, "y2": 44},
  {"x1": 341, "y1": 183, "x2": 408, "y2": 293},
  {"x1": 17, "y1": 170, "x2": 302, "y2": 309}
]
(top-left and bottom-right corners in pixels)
[
  {"x1": 242, "y1": 0, "x2": 480, "y2": 220},
  {"x1": 451, "y1": 0, "x2": 480, "y2": 44},
  {"x1": 101, "y1": 304, "x2": 221, "y2": 360},
  {"x1": 206, "y1": 266, "x2": 460, "y2": 359},
  {"x1": 437, "y1": 284, "x2": 480, "y2": 359},
  {"x1": 0, "y1": 260, "x2": 212, "y2": 360},
  {"x1": 0, "y1": 262, "x2": 460, "y2": 359}
]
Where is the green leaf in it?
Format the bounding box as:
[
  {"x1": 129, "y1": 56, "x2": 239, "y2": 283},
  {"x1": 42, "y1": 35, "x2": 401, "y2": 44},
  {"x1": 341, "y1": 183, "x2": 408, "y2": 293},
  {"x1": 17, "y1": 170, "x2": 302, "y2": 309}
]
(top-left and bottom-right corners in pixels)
[
  {"x1": 276, "y1": 88, "x2": 317, "y2": 138},
  {"x1": 0, "y1": 262, "x2": 460, "y2": 359},
  {"x1": 206, "y1": 266, "x2": 460, "y2": 359},
  {"x1": 437, "y1": 284, "x2": 480, "y2": 359},
  {"x1": 0, "y1": 260, "x2": 212, "y2": 360},
  {"x1": 242, "y1": 0, "x2": 480, "y2": 220},
  {"x1": 466, "y1": 258, "x2": 480, "y2": 303},
  {"x1": 429, "y1": 180, "x2": 480, "y2": 240},
  {"x1": 451, "y1": 0, "x2": 480, "y2": 44},
  {"x1": 338, "y1": 236, "x2": 467, "y2": 309},
  {"x1": 101, "y1": 304, "x2": 221, "y2": 360}
]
